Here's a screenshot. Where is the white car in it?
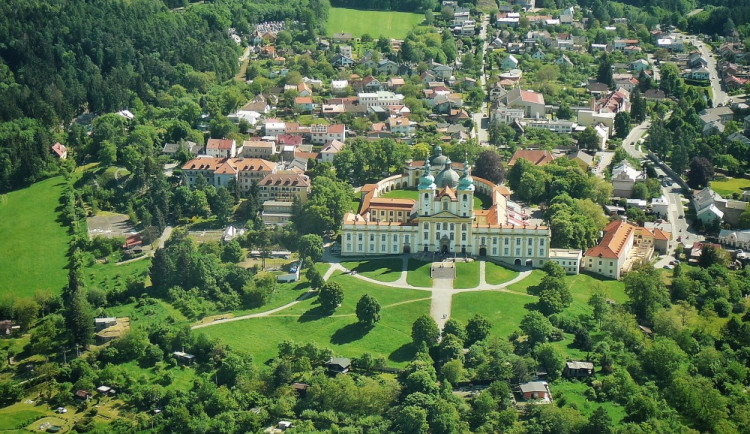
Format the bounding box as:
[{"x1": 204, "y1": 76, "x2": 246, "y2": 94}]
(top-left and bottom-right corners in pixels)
[{"x1": 56, "y1": 407, "x2": 67, "y2": 414}]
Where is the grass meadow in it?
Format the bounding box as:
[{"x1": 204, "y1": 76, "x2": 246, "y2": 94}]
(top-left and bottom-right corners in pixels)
[
  {"x1": 0, "y1": 176, "x2": 70, "y2": 298},
  {"x1": 326, "y1": 8, "x2": 424, "y2": 39}
]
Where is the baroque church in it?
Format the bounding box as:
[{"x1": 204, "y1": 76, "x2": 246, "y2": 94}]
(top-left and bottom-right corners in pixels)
[{"x1": 340, "y1": 147, "x2": 580, "y2": 272}]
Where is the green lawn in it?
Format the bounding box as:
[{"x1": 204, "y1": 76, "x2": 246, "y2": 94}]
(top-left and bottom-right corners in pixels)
[
  {"x1": 485, "y1": 262, "x2": 519, "y2": 285},
  {"x1": 326, "y1": 8, "x2": 424, "y2": 39},
  {"x1": 341, "y1": 258, "x2": 403, "y2": 282},
  {"x1": 454, "y1": 261, "x2": 480, "y2": 289},
  {"x1": 199, "y1": 274, "x2": 431, "y2": 366},
  {"x1": 505, "y1": 269, "x2": 545, "y2": 294},
  {"x1": 0, "y1": 402, "x2": 50, "y2": 430},
  {"x1": 451, "y1": 291, "x2": 534, "y2": 338},
  {"x1": 710, "y1": 177, "x2": 750, "y2": 196},
  {"x1": 407, "y1": 259, "x2": 433, "y2": 287},
  {"x1": 551, "y1": 380, "x2": 626, "y2": 424},
  {"x1": 0, "y1": 177, "x2": 70, "y2": 298},
  {"x1": 564, "y1": 273, "x2": 628, "y2": 319},
  {"x1": 381, "y1": 189, "x2": 491, "y2": 210},
  {"x1": 84, "y1": 258, "x2": 152, "y2": 295}
]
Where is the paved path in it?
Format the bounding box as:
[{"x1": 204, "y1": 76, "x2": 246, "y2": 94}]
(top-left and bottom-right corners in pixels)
[
  {"x1": 192, "y1": 291, "x2": 316, "y2": 329},
  {"x1": 192, "y1": 256, "x2": 536, "y2": 330},
  {"x1": 431, "y1": 278, "x2": 454, "y2": 331}
]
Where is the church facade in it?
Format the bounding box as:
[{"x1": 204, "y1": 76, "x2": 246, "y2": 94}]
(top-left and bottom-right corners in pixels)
[{"x1": 341, "y1": 147, "x2": 579, "y2": 271}]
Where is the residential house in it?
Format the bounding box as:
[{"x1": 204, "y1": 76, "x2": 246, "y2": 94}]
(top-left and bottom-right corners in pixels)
[
  {"x1": 502, "y1": 88, "x2": 546, "y2": 118},
  {"x1": 560, "y1": 6, "x2": 575, "y2": 23},
  {"x1": 555, "y1": 54, "x2": 574, "y2": 67},
  {"x1": 582, "y1": 220, "x2": 636, "y2": 279},
  {"x1": 173, "y1": 351, "x2": 196, "y2": 365},
  {"x1": 325, "y1": 357, "x2": 351, "y2": 375},
  {"x1": 377, "y1": 59, "x2": 399, "y2": 75},
  {"x1": 338, "y1": 45, "x2": 352, "y2": 58},
  {"x1": 508, "y1": 149, "x2": 555, "y2": 166},
  {"x1": 693, "y1": 187, "x2": 724, "y2": 225},
  {"x1": 294, "y1": 96, "x2": 314, "y2": 112},
  {"x1": 388, "y1": 117, "x2": 415, "y2": 136},
  {"x1": 240, "y1": 140, "x2": 276, "y2": 159},
  {"x1": 682, "y1": 67, "x2": 710, "y2": 81},
  {"x1": 51, "y1": 142, "x2": 67, "y2": 159},
  {"x1": 548, "y1": 248, "x2": 582, "y2": 274},
  {"x1": 162, "y1": 141, "x2": 202, "y2": 157},
  {"x1": 612, "y1": 160, "x2": 645, "y2": 197},
  {"x1": 265, "y1": 119, "x2": 287, "y2": 137},
  {"x1": 567, "y1": 150, "x2": 594, "y2": 169},
  {"x1": 531, "y1": 48, "x2": 546, "y2": 60},
  {"x1": 650, "y1": 195, "x2": 670, "y2": 218},
  {"x1": 719, "y1": 229, "x2": 750, "y2": 250},
  {"x1": 630, "y1": 59, "x2": 649, "y2": 72},
  {"x1": 431, "y1": 63, "x2": 453, "y2": 80},
  {"x1": 519, "y1": 381, "x2": 551, "y2": 402},
  {"x1": 206, "y1": 139, "x2": 237, "y2": 158},
  {"x1": 319, "y1": 140, "x2": 346, "y2": 163},
  {"x1": 726, "y1": 75, "x2": 748, "y2": 90},
  {"x1": 240, "y1": 95, "x2": 271, "y2": 114},
  {"x1": 332, "y1": 33, "x2": 353, "y2": 43},
  {"x1": 332, "y1": 54, "x2": 355, "y2": 68},
  {"x1": 564, "y1": 361, "x2": 594, "y2": 378},
  {"x1": 491, "y1": 104, "x2": 525, "y2": 124},
  {"x1": 310, "y1": 124, "x2": 346, "y2": 145},
  {"x1": 297, "y1": 82, "x2": 312, "y2": 97},
  {"x1": 387, "y1": 77, "x2": 405, "y2": 90},
  {"x1": 614, "y1": 39, "x2": 639, "y2": 50},
  {"x1": 331, "y1": 79, "x2": 349, "y2": 93}
]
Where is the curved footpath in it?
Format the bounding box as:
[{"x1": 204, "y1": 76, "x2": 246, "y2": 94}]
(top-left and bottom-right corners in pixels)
[{"x1": 192, "y1": 257, "x2": 534, "y2": 330}]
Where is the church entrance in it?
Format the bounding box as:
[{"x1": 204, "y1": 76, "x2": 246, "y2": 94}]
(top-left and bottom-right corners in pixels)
[
  {"x1": 479, "y1": 247, "x2": 487, "y2": 257},
  {"x1": 440, "y1": 236, "x2": 450, "y2": 255},
  {"x1": 403, "y1": 245, "x2": 411, "y2": 254},
  {"x1": 514, "y1": 258, "x2": 522, "y2": 266}
]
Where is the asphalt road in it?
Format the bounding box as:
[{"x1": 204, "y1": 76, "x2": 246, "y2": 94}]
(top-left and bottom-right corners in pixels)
[
  {"x1": 472, "y1": 14, "x2": 490, "y2": 145},
  {"x1": 685, "y1": 34, "x2": 728, "y2": 107}
]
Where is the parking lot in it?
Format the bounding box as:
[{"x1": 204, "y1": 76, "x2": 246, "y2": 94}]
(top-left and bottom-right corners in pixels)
[{"x1": 86, "y1": 213, "x2": 135, "y2": 239}]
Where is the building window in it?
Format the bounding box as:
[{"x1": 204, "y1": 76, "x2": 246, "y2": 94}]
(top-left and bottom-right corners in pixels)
[
  {"x1": 424, "y1": 232, "x2": 428, "y2": 240},
  {"x1": 493, "y1": 248, "x2": 498, "y2": 255},
  {"x1": 528, "y1": 238, "x2": 533, "y2": 245},
  {"x1": 540, "y1": 239, "x2": 545, "y2": 246},
  {"x1": 504, "y1": 238, "x2": 509, "y2": 245},
  {"x1": 346, "y1": 234, "x2": 351, "y2": 241},
  {"x1": 516, "y1": 238, "x2": 521, "y2": 245},
  {"x1": 450, "y1": 233, "x2": 454, "y2": 240},
  {"x1": 462, "y1": 233, "x2": 466, "y2": 241},
  {"x1": 528, "y1": 248, "x2": 533, "y2": 256},
  {"x1": 393, "y1": 235, "x2": 398, "y2": 241},
  {"x1": 370, "y1": 234, "x2": 374, "y2": 242},
  {"x1": 382, "y1": 245, "x2": 386, "y2": 252},
  {"x1": 443, "y1": 223, "x2": 448, "y2": 230},
  {"x1": 370, "y1": 244, "x2": 374, "y2": 251},
  {"x1": 493, "y1": 238, "x2": 498, "y2": 245},
  {"x1": 358, "y1": 234, "x2": 363, "y2": 241},
  {"x1": 442, "y1": 200, "x2": 449, "y2": 211},
  {"x1": 423, "y1": 223, "x2": 428, "y2": 229},
  {"x1": 462, "y1": 224, "x2": 467, "y2": 231},
  {"x1": 450, "y1": 223, "x2": 454, "y2": 230},
  {"x1": 437, "y1": 232, "x2": 441, "y2": 240},
  {"x1": 346, "y1": 243, "x2": 351, "y2": 250},
  {"x1": 358, "y1": 244, "x2": 363, "y2": 251},
  {"x1": 481, "y1": 237, "x2": 486, "y2": 244},
  {"x1": 381, "y1": 234, "x2": 386, "y2": 242},
  {"x1": 504, "y1": 248, "x2": 509, "y2": 255},
  {"x1": 405, "y1": 235, "x2": 410, "y2": 243}
]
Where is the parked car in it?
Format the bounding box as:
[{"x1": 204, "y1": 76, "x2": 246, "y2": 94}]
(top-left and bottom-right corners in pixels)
[{"x1": 56, "y1": 407, "x2": 67, "y2": 414}]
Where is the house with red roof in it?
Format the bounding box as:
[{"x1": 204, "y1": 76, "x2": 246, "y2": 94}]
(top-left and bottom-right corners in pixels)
[
  {"x1": 51, "y1": 142, "x2": 67, "y2": 159},
  {"x1": 508, "y1": 149, "x2": 556, "y2": 167},
  {"x1": 582, "y1": 220, "x2": 635, "y2": 279},
  {"x1": 501, "y1": 87, "x2": 546, "y2": 118},
  {"x1": 205, "y1": 139, "x2": 237, "y2": 158}
]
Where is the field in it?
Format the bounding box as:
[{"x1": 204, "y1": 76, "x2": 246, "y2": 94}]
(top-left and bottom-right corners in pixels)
[
  {"x1": 406, "y1": 259, "x2": 433, "y2": 287},
  {"x1": 381, "y1": 188, "x2": 492, "y2": 210},
  {"x1": 485, "y1": 262, "x2": 519, "y2": 285},
  {"x1": 326, "y1": 8, "x2": 424, "y2": 39},
  {"x1": 341, "y1": 258, "x2": 403, "y2": 282},
  {"x1": 454, "y1": 261, "x2": 480, "y2": 289},
  {"x1": 710, "y1": 177, "x2": 750, "y2": 196},
  {"x1": 198, "y1": 273, "x2": 431, "y2": 366},
  {"x1": 0, "y1": 177, "x2": 70, "y2": 298},
  {"x1": 551, "y1": 380, "x2": 626, "y2": 424},
  {"x1": 452, "y1": 291, "x2": 533, "y2": 338},
  {"x1": 83, "y1": 258, "x2": 152, "y2": 294}
]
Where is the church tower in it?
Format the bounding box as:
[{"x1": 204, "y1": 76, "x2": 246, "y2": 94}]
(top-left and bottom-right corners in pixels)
[
  {"x1": 457, "y1": 160, "x2": 475, "y2": 218},
  {"x1": 418, "y1": 159, "x2": 436, "y2": 216}
]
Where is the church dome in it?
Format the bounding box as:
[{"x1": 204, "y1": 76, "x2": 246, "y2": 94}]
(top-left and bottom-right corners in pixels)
[
  {"x1": 458, "y1": 160, "x2": 475, "y2": 191},
  {"x1": 435, "y1": 158, "x2": 460, "y2": 189},
  {"x1": 430, "y1": 145, "x2": 449, "y2": 168}
]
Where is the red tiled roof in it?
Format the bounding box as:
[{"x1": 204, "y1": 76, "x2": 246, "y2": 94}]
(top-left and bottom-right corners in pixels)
[
  {"x1": 508, "y1": 149, "x2": 556, "y2": 166},
  {"x1": 584, "y1": 220, "x2": 634, "y2": 259},
  {"x1": 520, "y1": 90, "x2": 544, "y2": 104},
  {"x1": 51, "y1": 142, "x2": 67, "y2": 157},
  {"x1": 206, "y1": 139, "x2": 234, "y2": 150}
]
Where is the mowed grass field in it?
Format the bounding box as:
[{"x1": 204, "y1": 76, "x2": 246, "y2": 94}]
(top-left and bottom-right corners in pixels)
[
  {"x1": 326, "y1": 8, "x2": 424, "y2": 39},
  {"x1": 381, "y1": 188, "x2": 492, "y2": 210},
  {"x1": 710, "y1": 177, "x2": 750, "y2": 196},
  {"x1": 198, "y1": 273, "x2": 431, "y2": 366},
  {"x1": 0, "y1": 177, "x2": 70, "y2": 298}
]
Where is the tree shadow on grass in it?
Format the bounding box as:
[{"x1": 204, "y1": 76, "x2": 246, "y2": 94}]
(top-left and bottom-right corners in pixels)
[
  {"x1": 297, "y1": 305, "x2": 331, "y2": 323},
  {"x1": 389, "y1": 342, "x2": 418, "y2": 363},
  {"x1": 330, "y1": 322, "x2": 370, "y2": 345}
]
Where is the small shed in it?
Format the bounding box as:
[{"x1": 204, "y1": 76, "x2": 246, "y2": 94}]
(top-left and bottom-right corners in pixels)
[
  {"x1": 325, "y1": 357, "x2": 351, "y2": 375},
  {"x1": 97, "y1": 385, "x2": 115, "y2": 396},
  {"x1": 173, "y1": 351, "x2": 196, "y2": 365},
  {"x1": 564, "y1": 361, "x2": 594, "y2": 378},
  {"x1": 292, "y1": 383, "x2": 309, "y2": 397},
  {"x1": 75, "y1": 389, "x2": 92, "y2": 400},
  {"x1": 277, "y1": 420, "x2": 292, "y2": 430}
]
